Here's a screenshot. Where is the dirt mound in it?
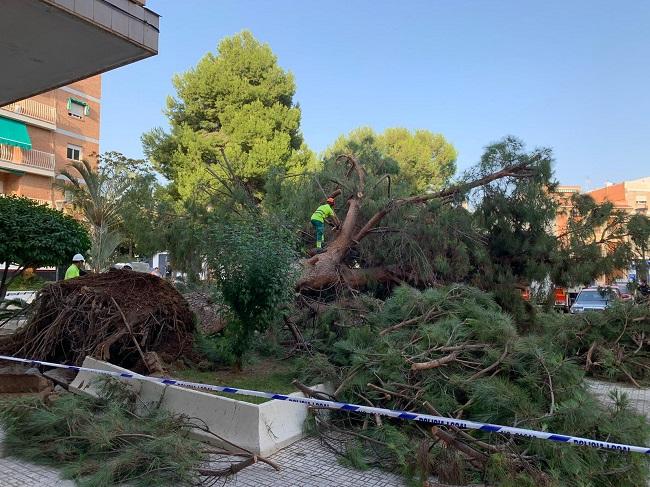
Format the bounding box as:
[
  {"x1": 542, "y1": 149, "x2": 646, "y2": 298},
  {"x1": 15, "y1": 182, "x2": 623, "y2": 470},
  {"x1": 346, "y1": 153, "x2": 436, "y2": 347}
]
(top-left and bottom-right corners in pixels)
[{"x1": 0, "y1": 269, "x2": 195, "y2": 368}]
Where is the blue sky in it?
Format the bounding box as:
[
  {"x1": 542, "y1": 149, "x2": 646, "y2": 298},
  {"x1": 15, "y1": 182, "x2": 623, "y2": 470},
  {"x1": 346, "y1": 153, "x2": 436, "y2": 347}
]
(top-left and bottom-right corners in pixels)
[{"x1": 101, "y1": 0, "x2": 650, "y2": 188}]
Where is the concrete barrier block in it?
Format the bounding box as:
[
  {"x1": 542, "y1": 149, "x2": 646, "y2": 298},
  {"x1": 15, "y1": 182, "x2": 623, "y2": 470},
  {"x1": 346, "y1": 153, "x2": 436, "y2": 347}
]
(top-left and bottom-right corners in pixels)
[
  {"x1": 69, "y1": 357, "x2": 142, "y2": 396},
  {"x1": 68, "y1": 357, "x2": 324, "y2": 456}
]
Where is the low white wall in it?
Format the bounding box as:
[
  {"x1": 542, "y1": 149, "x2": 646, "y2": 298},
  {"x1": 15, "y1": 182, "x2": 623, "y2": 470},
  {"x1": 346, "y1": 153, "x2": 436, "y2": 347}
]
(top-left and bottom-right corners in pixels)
[{"x1": 70, "y1": 357, "x2": 325, "y2": 456}]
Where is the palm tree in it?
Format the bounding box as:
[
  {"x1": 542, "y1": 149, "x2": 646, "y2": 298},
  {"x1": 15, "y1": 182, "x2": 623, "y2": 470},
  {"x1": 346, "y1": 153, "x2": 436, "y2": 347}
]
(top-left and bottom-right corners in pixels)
[{"x1": 56, "y1": 160, "x2": 126, "y2": 273}]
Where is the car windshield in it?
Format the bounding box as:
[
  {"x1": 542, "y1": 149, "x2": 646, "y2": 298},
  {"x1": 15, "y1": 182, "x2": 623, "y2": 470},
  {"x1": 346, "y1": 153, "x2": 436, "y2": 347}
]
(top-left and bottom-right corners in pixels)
[{"x1": 575, "y1": 290, "x2": 611, "y2": 303}]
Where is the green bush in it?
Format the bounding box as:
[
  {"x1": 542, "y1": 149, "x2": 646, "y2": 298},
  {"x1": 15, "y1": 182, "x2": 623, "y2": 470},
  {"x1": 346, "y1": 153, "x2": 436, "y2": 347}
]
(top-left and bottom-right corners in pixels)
[
  {"x1": 193, "y1": 330, "x2": 237, "y2": 366},
  {"x1": 0, "y1": 195, "x2": 89, "y2": 298},
  {"x1": 205, "y1": 216, "x2": 297, "y2": 368}
]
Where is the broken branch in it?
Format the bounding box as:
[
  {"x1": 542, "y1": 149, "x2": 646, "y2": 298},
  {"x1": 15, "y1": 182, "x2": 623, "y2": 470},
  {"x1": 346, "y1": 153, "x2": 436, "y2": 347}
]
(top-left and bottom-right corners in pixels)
[
  {"x1": 466, "y1": 345, "x2": 509, "y2": 382},
  {"x1": 411, "y1": 352, "x2": 459, "y2": 371}
]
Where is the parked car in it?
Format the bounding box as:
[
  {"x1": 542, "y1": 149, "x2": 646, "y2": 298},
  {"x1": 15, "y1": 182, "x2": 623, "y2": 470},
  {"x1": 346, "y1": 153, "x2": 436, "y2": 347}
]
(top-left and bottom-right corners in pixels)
[
  {"x1": 612, "y1": 283, "x2": 634, "y2": 302},
  {"x1": 569, "y1": 287, "x2": 619, "y2": 314}
]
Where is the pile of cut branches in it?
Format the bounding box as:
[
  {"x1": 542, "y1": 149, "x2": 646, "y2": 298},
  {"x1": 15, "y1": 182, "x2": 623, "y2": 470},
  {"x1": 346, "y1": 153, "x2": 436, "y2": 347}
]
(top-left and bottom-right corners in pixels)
[
  {"x1": 298, "y1": 285, "x2": 649, "y2": 486},
  {"x1": 0, "y1": 378, "x2": 277, "y2": 486},
  {"x1": 0, "y1": 269, "x2": 194, "y2": 368},
  {"x1": 539, "y1": 302, "x2": 650, "y2": 387}
]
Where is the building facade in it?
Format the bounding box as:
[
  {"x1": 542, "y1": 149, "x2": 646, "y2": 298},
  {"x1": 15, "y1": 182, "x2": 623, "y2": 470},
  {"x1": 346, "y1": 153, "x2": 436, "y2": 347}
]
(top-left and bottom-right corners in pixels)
[
  {"x1": 0, "y1": 76, "x2": 101, "y2": 207},
  {"x1": 553, "y1": 177, "x2": 649, "y2": 230},
  {"x1": 588, "y1": 177, "x2": 650, "y2": 216},
  {"x1": 553, "y1": 177, "x2": 650, "y2": 283},
  {"x1": 551, "y1": 185, "x2": 581, "y2": 236}
]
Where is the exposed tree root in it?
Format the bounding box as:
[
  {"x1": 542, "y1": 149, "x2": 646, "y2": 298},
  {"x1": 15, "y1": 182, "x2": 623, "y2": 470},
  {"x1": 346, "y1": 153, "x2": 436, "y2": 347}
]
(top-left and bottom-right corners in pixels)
[{"x1": 0, "y1": 269, "x2": 194, "y2": 368}]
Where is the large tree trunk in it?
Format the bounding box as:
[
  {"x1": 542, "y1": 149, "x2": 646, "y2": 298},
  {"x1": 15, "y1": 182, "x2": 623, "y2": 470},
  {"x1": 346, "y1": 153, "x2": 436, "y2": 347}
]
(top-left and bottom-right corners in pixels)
[
  {"x1": 297, "y1": 156, "x2": 536, "y2": 292},
  {"x1": 297, "y1": 156, "x2": 365, "y2": 291}
]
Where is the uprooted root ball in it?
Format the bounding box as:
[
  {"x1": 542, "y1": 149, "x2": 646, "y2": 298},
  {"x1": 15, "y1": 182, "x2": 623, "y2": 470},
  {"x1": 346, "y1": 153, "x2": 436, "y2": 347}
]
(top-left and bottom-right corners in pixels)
[{"x1": 0, "y1": 269, "x2": 195, "y2": 368}]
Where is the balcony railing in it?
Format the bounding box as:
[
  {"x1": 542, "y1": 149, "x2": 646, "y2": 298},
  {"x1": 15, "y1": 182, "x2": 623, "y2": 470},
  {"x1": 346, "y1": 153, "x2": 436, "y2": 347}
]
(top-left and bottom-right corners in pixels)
[
  {"x1": 0, "y1": 144, "x2": 55, "y2": 173},
  {"x1": 1, "y1": 99, "x2": 56, "y2": 125},
  {"x1": 28, "y1": 197, "x2": 53, "y2": 207}
]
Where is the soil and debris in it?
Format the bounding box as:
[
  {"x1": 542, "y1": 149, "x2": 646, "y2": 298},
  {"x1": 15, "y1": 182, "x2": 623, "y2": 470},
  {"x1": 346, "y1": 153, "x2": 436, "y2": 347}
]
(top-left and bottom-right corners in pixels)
[
  {"x1": 0, "y1": 364, "x2": 52, "y2": 397},
  {"x1": 0, "y1": 269, "x2": 195, "y2": 369}
]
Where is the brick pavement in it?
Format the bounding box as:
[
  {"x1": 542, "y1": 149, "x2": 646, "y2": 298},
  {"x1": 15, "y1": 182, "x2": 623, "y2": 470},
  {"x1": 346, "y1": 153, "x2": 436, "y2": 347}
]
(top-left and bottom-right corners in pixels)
[
  {"x1": 2, "y1": 381, "x2": 648, "y2": 486},
  {"x1": 586, "y1": 379, "x2": 650, "y2": 419},
  {"x1": 0, "y1": 455, "x2": 74, "y2": 487},
  {"x1": 229, "y1": 436, "x2": 408, "y2": 486},
  {"x1": 0, "y1": 431, "x2": 409, "y2": 487}
]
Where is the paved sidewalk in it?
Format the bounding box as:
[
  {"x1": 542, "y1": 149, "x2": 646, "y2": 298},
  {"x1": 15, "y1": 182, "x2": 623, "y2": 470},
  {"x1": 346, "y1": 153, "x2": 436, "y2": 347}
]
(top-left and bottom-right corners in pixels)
[
  {"x1": 0, "y1": 455, "x2": 74, "y2": 487},
  {"x1": 0, "y1": 429, "x2": 73, "y2": 487},
  {"x1": 0, "y1": 432, "x2": 408, "y2": 487},
  {"x1": 586, "y1": 379, "x2": 650, "y2": 418},
  {"x1": 2, "y1": 381, "x2": 648, "y2": 486},
  {"x1": 228, "y1": 436, "x2": 407, "y2": 486}
]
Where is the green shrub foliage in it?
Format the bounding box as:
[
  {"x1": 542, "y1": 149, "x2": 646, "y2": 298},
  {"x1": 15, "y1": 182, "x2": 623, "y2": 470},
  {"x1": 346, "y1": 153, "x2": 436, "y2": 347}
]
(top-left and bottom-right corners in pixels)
[{"x1": 205, "y1": 216, "x2": 297, "y2": 367}]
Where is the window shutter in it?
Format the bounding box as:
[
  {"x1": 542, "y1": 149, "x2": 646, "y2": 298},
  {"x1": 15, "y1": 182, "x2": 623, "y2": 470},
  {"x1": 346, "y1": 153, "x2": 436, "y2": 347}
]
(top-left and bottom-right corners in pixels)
[
  {"x1": 66, "y1": 98, "x2": 72, "y2": 110},
  {"x1": 84, "y1": 105, "x2": 90, "y2": 116}
]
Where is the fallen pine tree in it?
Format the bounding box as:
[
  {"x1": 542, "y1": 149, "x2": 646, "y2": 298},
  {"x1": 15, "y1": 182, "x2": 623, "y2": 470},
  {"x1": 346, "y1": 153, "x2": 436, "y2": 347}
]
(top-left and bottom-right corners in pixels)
[
  {"x1": 142, "y1": 134, "x2": 649, "y2": 485},
  {"x1": 0, "y1": 377, "x2": 278, "y2": 486},
  {"x1": 296, "y1": 152, "x2": 539, "y2": 292},
  {"x1": 538, "y1": 301, "x2": 650, "y2": 387},
  {"x1": 0, "y1": 269, "x2": 195, "y2": 369},
  {"x1": 295, "y1": 285, "x2": 650, "y2": 486}
]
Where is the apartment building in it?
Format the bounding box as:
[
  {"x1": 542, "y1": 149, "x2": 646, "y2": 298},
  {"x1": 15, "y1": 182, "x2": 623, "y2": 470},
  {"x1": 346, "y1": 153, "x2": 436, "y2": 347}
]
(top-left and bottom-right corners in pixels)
[
  {"x1": 0, "y1": 76, "x2": 101, "y2": 207},
  {"x1": 588, "y1": 177, "x2": 650, "y2": 216},
  {"x1": 551, "y1": 185, "x2": 581, "y2": 236},
  {"x1": 553, "y1": 177, "x2": 649, "y2": 231},
  {"x1": 552, "y1": 177, "x2": 650, "y2": 282}
]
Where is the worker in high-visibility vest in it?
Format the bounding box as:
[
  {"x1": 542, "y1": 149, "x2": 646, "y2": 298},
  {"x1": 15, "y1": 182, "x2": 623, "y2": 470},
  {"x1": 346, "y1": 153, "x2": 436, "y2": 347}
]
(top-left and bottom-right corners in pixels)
[
  {"x1": 310, "y1": 197, "x2": 340, "y2": 249},
  {"x1": 64, "y1": 254, "x2": 85, "y2": 280}
]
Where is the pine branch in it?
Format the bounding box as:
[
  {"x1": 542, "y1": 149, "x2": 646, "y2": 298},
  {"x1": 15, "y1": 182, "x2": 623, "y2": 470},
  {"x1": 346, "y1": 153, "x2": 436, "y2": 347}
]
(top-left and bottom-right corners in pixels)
[
  {"x1": 410, "y1": 352, "x2": 458, "y2": 371},
  {"x1": 465, "y1": 345, "x2": 509, "y2": 382},
  {"x1": 354, "y1": 159, "x2": 537, "y2": 244}
]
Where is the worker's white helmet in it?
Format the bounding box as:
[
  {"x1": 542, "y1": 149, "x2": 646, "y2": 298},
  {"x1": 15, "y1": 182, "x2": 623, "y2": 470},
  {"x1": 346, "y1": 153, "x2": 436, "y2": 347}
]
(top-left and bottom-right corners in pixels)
[{"x1": 72, "y1": 253, "x2": 85, "y2": 262}]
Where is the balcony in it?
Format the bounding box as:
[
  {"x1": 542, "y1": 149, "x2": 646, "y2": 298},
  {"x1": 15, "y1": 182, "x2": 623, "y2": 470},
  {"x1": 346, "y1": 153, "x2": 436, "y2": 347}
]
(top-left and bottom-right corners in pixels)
[
  {"x1": 0, "y1": 144, "x2": 55, "y2": 177},
  {"x1": 0, "y1": 99, "x2": 57, "y2": 130},
  {"x1": 28, "y1": 197, "x2": 53, "y2": 207},
  {"x1": 0, "y1": 0, "x2": 160, "y2": 105}
]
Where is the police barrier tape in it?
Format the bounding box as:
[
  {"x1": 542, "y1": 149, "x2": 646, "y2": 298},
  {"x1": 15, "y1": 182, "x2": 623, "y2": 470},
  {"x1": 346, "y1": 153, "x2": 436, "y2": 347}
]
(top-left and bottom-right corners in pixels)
[{"x1": 1, "y1": 355, "x2": 648, "y2": 455}]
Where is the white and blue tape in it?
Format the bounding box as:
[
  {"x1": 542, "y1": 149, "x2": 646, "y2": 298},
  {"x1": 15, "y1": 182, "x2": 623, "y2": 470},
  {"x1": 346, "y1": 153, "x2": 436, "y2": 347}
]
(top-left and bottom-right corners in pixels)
[{"x1": 1, "y1": 355, "x2": 648, "y2": 455}]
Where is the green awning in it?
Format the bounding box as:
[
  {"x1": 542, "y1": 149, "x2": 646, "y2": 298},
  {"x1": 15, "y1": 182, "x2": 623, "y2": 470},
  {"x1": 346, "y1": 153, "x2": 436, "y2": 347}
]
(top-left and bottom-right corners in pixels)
[
  {"x1": 0, "y1": 167, "x2": 25, "y2": 176},
  {"x1": 67, "y1": 97, "x2": 90, "y2": 116},
  {"x1": 0, "y1": 116, "x2": 32, "y2": 150}
]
